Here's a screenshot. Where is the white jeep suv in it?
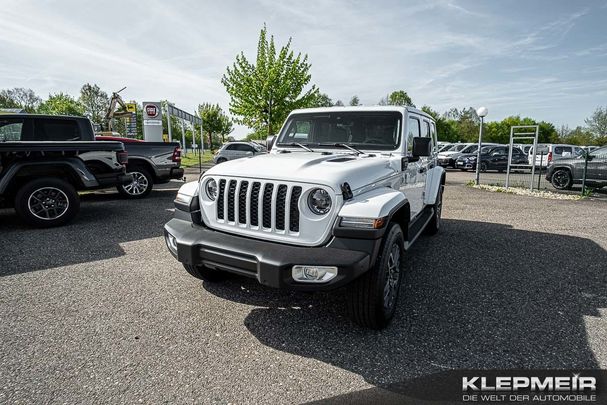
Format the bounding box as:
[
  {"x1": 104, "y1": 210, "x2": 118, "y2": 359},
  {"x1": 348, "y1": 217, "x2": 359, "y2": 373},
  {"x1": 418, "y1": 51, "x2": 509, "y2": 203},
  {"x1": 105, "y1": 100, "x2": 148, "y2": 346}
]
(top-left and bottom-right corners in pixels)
[{"x1": 164, "y1": 106, "x2": 446, "y2": 329}]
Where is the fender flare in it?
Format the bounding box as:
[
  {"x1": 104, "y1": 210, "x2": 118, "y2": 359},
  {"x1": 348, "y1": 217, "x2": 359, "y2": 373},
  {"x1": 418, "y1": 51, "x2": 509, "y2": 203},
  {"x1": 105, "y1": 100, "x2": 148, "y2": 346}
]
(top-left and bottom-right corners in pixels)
[{"x1": 424, "y1": 165, "x2": 446, "y2": 206}]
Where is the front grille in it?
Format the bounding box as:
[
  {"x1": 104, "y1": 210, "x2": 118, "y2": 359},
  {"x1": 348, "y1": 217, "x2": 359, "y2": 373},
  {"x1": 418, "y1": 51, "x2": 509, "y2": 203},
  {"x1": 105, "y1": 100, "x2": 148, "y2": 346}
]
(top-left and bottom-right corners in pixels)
[{"x1": 215, "y1": 178, "x2": 302, "y2": 233}]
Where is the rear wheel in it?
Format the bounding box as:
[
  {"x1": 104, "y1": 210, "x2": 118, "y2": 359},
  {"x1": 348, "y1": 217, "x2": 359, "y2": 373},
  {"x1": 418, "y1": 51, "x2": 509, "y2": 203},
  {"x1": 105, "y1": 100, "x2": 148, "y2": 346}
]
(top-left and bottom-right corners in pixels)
[
  {"x1": 551, "y1": 168, "x2": 573, "y2": 190},
  {"x1": 425, "y1": 182, "x2": 444, "y2": 235},
  {"x1": 480, "y1": 162, "x2": 488, "y2": 172},
  {"x1": 216, "y1": 157, "x2": 227, "y2": 164},
  {"x1": 346, "y1": 223, "x2": 405, "y2": 329},
  {"x1": 183, "y1": 264, "x2": 227, "y2": 282},
  {"x1": 15, "y1": 177, "x2": 80, "y2": 227},
  {"x1": 117, "y1": 167, "x2": 153, "y2": 199}
]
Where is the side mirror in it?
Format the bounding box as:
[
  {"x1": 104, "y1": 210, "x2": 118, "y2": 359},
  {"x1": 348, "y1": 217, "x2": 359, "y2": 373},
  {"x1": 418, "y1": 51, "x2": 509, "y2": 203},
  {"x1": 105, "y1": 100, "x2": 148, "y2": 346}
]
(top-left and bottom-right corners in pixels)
[
  {"x1": 412, "y1": 137, "x2": 432, "y2": 157},
  {"x1": 266, "y1": 135, "x2": 276, "y2": 151}
]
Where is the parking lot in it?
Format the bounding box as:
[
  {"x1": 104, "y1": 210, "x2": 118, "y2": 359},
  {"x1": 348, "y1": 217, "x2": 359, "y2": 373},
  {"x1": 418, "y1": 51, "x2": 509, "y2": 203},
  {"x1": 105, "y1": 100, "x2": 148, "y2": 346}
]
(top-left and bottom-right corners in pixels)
[{"x1": 1, "y1": 172, "x2": 606, "y2": 403}]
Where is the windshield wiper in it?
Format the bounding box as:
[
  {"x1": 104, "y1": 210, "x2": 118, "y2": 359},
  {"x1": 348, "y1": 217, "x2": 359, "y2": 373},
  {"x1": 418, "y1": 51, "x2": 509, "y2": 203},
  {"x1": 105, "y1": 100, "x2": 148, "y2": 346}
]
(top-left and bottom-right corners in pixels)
[
  {"x1": 319, "y1": 143, "x2": 365, "y2": 155},
  {"x1": 279, "y1": 142, "x2": 314, "y2": 152}
]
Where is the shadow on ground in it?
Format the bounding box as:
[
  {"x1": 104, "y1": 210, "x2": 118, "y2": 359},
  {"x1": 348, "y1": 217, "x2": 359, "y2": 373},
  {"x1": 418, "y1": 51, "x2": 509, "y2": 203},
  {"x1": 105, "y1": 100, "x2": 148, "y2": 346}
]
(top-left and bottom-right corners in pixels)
[
  {"x1": 203, "y1": 219, "x2": 606, "y2": 391},
  {"x1": 0, "y1": 187, "x2": 178, "y2": 275}
]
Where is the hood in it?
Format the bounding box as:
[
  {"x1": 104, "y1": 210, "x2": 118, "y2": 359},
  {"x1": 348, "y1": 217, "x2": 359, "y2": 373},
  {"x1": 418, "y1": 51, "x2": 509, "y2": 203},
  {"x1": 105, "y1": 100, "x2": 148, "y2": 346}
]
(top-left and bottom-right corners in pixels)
[
  {"x1": 457, "y1": 153, "x2": 478, "y2": 159},
  {"x1": 204, "y1": 151, "x2": 399, "y2": 192}
]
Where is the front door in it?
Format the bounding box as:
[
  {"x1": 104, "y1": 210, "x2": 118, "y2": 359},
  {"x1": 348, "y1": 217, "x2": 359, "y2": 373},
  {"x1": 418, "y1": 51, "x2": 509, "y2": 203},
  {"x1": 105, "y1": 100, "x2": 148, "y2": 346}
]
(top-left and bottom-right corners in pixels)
[{"x1": 401, "y1": 116, "x2": 426, "y2": 219}]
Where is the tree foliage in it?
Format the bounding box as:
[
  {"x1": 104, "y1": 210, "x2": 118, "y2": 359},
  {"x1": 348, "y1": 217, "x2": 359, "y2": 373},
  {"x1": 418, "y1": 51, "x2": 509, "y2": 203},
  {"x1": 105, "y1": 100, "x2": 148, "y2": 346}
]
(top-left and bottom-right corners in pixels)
[
  {"x1": 313, "y1": 93, "x2": 333, "y2": 107},
  {"x1": 0, "y1": 88, "x2": 42, "y2": 112},
  {"x1": 585, "y1": 106, "x2": 607, "y2": 137},
  {"x1": 79, "y1": 83, "x2": 109, "y2": 128},
  {"x1": 222, "y1": 25, "x2": 319, "y2": 136},
  {"x1": 38, "y1": 92, "x2": 84, "y2": 116},
  {"x1": 198, "y1": 103, "x2": 233, "y2": 150},
  {"x1": 388, "y1": 90, "x2": 414, "y2": 107},
  {"x1": 349, "y1": 95, "x2": 360, "y2": 106}
]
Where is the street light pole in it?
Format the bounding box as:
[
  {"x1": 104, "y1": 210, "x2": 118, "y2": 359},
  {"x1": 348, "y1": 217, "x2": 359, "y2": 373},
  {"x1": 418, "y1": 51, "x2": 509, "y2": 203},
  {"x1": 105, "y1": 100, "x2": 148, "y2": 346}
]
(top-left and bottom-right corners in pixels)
[{"x1": 475, "y1": 107, "x2": 488, "y2": 186}]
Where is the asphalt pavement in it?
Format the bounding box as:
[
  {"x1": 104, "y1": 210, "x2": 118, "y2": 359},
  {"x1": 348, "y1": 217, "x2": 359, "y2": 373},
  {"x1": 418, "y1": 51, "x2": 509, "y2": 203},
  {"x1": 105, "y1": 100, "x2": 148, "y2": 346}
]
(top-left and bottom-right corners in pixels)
[{"x1": 1, "y1": 174, "x2": 606, "y2": 404}]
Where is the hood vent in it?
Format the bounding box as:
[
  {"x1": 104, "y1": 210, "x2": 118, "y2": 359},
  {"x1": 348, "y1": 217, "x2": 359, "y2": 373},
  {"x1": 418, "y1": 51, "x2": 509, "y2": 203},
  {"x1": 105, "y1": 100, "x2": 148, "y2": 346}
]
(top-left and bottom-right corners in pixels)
[{"x1": 328, "y1": 157, "x2": 356, "y2": 163}]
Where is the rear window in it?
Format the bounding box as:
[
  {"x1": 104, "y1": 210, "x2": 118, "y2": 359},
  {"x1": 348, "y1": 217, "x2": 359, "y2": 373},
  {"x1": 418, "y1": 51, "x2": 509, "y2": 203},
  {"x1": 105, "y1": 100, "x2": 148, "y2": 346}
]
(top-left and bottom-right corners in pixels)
[
  {"x1": 0, "y1": 118, "x2": 24, "y2": 141},
  {"x1": 34, "y1": 119, "x2": 81, "y2": 141}
]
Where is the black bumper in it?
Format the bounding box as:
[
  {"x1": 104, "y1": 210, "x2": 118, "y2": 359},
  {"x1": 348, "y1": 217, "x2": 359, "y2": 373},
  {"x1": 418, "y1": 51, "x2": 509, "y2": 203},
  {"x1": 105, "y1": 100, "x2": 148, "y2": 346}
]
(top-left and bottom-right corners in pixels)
[
  {"x1": 96, "y1": 172, "x2": 134, "y2": 188},
  {"x1": 170, "y1": 167, "x2": 185, "y2": 179},
  {"x1": 164, "y1": 218, "x2": 380, "y2": 291}
]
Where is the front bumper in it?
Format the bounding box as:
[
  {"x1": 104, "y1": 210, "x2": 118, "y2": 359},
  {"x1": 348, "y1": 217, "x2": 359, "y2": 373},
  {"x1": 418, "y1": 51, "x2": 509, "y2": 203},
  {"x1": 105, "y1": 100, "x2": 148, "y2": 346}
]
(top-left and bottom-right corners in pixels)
[
  {"x1": 164, "y1": 218, "x2": 379, "y2": 291},
  {"x1": 456, "y1": 160, "x2": 475, "y2": 169}
]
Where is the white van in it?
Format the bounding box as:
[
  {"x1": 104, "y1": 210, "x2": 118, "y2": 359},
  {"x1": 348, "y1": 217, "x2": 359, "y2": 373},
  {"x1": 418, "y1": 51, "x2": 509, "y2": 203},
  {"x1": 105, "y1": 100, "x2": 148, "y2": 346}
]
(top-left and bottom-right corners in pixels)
[{"x1": 528, "y1": 144, "x2": 584, "y2": 167}]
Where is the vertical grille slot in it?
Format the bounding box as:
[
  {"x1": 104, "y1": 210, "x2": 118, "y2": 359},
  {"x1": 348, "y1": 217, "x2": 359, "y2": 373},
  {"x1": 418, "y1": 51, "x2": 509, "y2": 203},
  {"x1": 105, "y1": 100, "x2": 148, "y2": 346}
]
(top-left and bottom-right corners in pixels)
[
  {"x1": 227, "y1": 180, "x2": 237, "y2": 222},
  {"x1": 289, "y1": 186, "x2": 302, "y2": 232},
  {"x1": 275, "y1": 185, "x2": 288, "y2": 230},
  {"x1": 262, "y1": 184, "x2": 274, "y2": 228},
  {"x1": 238, "y1": 181, "x2": 249, "y2": 224},
  {"x1": 217, "y1": 179, "x2": 226, "y2": 220},
  {"x1": 250, "y1": 182, "x2": 261, "y2": 226}
]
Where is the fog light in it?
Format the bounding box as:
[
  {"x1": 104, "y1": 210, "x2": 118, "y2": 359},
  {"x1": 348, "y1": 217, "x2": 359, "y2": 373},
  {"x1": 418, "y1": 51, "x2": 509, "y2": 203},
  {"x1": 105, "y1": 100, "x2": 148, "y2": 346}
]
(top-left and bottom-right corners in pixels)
[
  {"x1": 292, "y1": 265, "x2": 338, "y2": 283},
  {"x1": 165, "y1": 232, "x2": 178, "y2": 256}
]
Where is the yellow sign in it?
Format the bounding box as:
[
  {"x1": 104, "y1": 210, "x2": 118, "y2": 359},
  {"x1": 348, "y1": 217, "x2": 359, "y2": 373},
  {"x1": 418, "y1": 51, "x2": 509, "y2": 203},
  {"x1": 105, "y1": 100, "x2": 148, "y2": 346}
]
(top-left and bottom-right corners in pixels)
[
  {"x1": 162, "y1": 134, "x2": 169, "y2": 142},
  {"x1": 126, "y1": 103, "x2": 137, "y2": 113}
]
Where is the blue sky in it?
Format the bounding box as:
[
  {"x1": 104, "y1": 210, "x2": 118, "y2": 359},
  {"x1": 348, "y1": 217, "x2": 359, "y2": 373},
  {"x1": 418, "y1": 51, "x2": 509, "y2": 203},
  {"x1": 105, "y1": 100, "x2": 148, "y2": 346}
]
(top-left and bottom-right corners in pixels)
[{"x1": 1, "y1": 0, "x2": 606, "y2": 138}]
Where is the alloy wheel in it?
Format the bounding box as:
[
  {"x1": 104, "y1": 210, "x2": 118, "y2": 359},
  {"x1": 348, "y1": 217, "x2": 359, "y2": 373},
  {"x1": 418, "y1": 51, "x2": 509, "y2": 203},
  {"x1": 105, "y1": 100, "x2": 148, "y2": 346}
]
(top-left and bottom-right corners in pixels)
[
  {"x1": 123, "y1": 172, "x2": 149, "y2": 195},
  {"x1": 27, "y1": 187, "x2": 69, "y2": 220}
]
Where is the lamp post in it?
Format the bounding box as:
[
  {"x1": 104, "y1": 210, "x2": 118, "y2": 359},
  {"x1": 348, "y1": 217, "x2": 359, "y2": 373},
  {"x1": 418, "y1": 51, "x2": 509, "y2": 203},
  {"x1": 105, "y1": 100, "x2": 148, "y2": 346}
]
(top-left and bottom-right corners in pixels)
[{"x1": 475, "y1": 106, "x2": 488, "y2": 186}]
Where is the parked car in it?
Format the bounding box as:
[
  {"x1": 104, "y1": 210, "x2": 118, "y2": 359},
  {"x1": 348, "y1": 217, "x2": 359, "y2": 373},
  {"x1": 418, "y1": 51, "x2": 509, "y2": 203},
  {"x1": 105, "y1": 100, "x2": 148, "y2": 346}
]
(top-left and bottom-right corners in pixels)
[
  {"x1": 164, "y1": 106, "x2": 445, "y2": 329},
  {"x1": 439, "y1": 142, "x2": 499, "y2": 168},
  {"x1": 512, "y1": 143, "x2": 532, "y2": 155},
  {"x1": 96, "y1": 136, "x2": 183, "y2": 198},
  {"x1": 456, "y1": 145, "x2": 527, "y2": 172},
  {"x1": 437, "y1": 143, "x2": 472, "y2": 168},
  {"x1": 546, "y1": 146, "x2": 607, "y2": 190},
  {"x1": 0, "y1": 114, "x2": 131, "y2": 227},
  {"x1": 437, "y1": 143, "x2": 454, "y2": 153},
  {"x1": 213, "y1": 141, "x2": 267, "y2": 164},
  {"x1": 528, "y1": 144, "x2": 584, "y2": 168},
  {"x1": 584, "y1": 146, "x2": 600, "y2": 153}
]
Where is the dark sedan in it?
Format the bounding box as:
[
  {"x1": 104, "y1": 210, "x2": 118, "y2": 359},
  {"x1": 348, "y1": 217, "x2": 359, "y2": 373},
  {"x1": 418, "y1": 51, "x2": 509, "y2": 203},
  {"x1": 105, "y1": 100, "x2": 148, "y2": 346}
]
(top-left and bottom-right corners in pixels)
[
  {"x1": 455, "y1": 146, "x2": 527, "y2": 172},
  {"x1": 546, "y1": 146, "x2": 607, "y2": 189}
]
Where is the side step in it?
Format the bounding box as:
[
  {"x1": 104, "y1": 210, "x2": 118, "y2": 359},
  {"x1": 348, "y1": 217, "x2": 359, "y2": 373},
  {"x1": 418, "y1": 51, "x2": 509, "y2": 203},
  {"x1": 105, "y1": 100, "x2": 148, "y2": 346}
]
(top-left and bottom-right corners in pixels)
[{"x1": 404, "y1": 206, "x2": 434, "y2": 250}]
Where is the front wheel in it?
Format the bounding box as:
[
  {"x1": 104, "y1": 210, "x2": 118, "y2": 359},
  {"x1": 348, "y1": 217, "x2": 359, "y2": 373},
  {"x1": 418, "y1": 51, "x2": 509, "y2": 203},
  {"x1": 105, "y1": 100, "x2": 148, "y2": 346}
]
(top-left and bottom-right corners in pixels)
[
  {"x1": 551, "y1": 169, "x2": 573, "y2": 190},
  {"x1": 14, "y1": 177, "x2": 80, "y2": 227},
  {"x1": 480, "y1": 162, "x2": 488, "y2": 172},
  {"x1": 346, "y1": 223, "x2": 405, "y2": 329},
  {"x1": 117, "y1": 168, "x2": 153, "y2": 199}
]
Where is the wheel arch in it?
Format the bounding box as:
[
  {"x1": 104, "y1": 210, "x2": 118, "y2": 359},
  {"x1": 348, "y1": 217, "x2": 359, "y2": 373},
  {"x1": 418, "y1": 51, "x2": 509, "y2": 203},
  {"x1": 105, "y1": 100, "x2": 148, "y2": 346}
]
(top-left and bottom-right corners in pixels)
[{"x1": 125, "y1": 157, "x2": 156, "y2": 180}]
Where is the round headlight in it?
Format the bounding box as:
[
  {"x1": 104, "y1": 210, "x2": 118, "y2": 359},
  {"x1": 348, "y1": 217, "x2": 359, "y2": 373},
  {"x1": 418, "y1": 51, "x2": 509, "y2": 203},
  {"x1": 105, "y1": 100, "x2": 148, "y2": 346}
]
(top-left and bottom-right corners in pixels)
[
  {"x1": 307, "y1": 188, "x2": 332, "y2": 215},
  {"x1": 205, "y1": 178, "x2": 218, "y2": 200}
]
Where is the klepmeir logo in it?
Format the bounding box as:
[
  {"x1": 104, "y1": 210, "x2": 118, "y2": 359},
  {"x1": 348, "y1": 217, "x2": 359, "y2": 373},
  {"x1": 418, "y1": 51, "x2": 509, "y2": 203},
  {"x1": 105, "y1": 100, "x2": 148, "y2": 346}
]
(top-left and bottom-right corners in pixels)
[{"x1": 462, "y1": 374, "x2": 597, "y2": 402}]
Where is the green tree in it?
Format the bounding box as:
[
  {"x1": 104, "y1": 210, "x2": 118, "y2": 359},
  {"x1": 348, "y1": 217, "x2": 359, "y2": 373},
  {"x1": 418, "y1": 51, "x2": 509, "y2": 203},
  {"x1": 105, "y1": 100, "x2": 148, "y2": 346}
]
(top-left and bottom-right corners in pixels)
[
  {"x1": 421, "y1": 105, "x2": 458, "y2": 142},
  {"x1": 0, "y1": 88, "x2": 41, "y2": 112},
  {"x1": 79, "y1": 83, "x2": 109, "y2": 128},
  {"x1": 37, "y1": 92, "x2": 84, "y2": 116},
  {"x1": 349, "y1": 95, "x2": 360, "y2": 106},
  {"x1": 222, "y1": 25, "x2": 319, "y2": 136},
  {"x1": 313, "y1": 93, "x2": 333, "y2": 107},
  {"x1": 198, "y1": 103, "x2": 233, "y2": 150},
  {"x1": 585, "y1": 106, "x2": 607, "y2": 137},
  {"x1": 334, "y1": 99, "x2": 344, "y2": 106},
  {"x1": 388, "y1": 90, "x2": 414, "y2": 107}
]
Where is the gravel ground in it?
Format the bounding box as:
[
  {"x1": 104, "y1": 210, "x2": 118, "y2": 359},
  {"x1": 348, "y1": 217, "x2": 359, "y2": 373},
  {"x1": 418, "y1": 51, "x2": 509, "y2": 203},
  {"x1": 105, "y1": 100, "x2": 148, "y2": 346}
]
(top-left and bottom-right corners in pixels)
[{"x1": 0, "y1": 174, "x2": 606, "y2": 404}]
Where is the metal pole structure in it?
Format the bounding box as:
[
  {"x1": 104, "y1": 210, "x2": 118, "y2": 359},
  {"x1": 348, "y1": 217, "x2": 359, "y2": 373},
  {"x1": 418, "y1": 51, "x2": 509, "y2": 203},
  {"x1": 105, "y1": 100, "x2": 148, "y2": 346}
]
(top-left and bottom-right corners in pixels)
[
  {"x1": 475, "y1": 116, "x2": 484, "y2": 186},
  {"x1": 537, "y1": 152, "x2": 543, "y2": 190},
  {"x1": 529, "y1": 126, "x2": 538, "y2": 191},
  {"x1": 166, "y1": 103, "x2": 173, "y2": 142},
  {"x1": 581, "y1": 152, "x2": 589, "y2": 195},
  {"x1": 505, "y1": 126, "x2": 514, "y2": 189},
  {"x1": 198, "y1": 116, "x2": 203, "y2": 174},
  {"x1": 180, "y1": 118, "x2": 187, "y2": 154}
]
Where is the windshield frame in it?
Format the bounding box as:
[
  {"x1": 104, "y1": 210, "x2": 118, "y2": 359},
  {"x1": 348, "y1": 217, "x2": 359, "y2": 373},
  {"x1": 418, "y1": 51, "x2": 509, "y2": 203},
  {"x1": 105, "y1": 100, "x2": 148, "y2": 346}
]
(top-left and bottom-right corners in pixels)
[{"x1": 275, "y1": 111, "x2": 403, "y2": 152}]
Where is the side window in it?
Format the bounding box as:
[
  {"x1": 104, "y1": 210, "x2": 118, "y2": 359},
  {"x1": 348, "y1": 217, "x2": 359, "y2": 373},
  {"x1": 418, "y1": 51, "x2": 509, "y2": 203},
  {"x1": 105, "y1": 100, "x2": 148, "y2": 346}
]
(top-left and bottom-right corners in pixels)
[
  {"x1": 407, "y1": 117, "x2": 420, "y2": 153},
  {"x1": 423, "y1": 121, "x2": 431, "y2": 137},
  {"x1": 225, "y1": 144, "x2": 236, "y2": 151},
  {"x1": 0, "y1": 119, "x2": 24, "y2": 141},
  {"x1": 430, "y1": 122, "x2": 437, "y2": 149},
  {"x1": 34, "y1": 119, "x2": 81, "y2": 141},
  {"x1": 241, "y1": 144, "x2": 255, "y2": 152}
]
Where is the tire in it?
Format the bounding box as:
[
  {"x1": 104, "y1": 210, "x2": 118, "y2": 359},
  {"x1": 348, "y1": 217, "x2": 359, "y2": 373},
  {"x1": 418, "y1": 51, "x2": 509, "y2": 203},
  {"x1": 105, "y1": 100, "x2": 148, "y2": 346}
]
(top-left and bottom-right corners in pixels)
[
  {"x1": 14, "y1": 177, "x2": 80, "y2": 228},
  {"x1": 550, "y1": 168, "x2": 573, "y2": 190},
  {"x1": 480, "y1": 162, "x2": 488, "y2": 172},
  {"x1": 117, "y1": 167, "x2": 153, "y2": 199},
  {"x1": 183, "y1": 264, "x2": 228, "y2": 282},
  {"x1": 346, "y1": 222, "x2": 405, "y2": 329},
  {"x1": 216, "y1": 157, "x2": 227, "y2": 164},
  {"x1": 425, "y1": 182, "x2": 444, "y2": 236}
]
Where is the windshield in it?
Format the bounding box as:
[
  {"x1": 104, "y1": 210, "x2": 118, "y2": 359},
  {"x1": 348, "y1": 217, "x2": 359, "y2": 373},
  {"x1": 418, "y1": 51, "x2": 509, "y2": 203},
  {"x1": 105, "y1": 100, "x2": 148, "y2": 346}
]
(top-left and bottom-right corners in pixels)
[
  {"x1": 276, "y1": 111, "x2": 402, "y2": 151},
  {"x1": 461, "y1": 144, "x2": 478, "y2": 153}
]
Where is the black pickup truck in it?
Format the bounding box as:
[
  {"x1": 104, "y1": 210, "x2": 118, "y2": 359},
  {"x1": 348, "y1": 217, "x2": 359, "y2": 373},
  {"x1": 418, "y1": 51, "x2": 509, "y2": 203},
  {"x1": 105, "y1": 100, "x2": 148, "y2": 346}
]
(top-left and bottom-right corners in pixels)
[
  {"x1": 0, "y1": 114, "x2": 131, "y2": 227},
  {"x1": 96, "y1": 135, "x2": 183, "y2": 198}
]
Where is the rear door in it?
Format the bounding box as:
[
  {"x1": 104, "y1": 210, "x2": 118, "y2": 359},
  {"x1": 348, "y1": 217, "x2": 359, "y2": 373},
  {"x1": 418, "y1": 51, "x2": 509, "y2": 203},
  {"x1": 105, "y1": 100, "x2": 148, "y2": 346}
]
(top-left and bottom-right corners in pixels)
[{"x1": 588, "y1": 147, "x2": 607, "y2": 181}]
